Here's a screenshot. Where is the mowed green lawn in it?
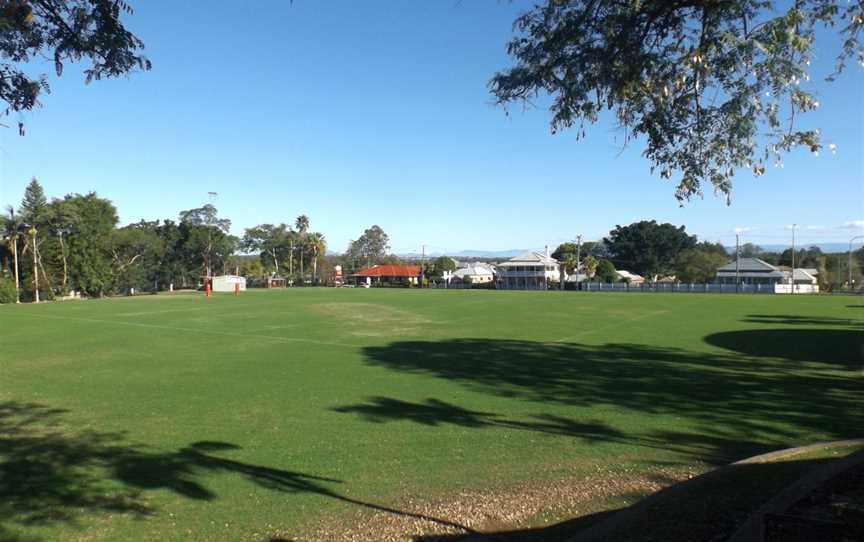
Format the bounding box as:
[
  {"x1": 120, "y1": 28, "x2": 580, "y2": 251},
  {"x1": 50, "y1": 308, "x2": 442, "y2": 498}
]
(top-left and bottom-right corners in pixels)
[{"x1": 0, "y1": 289, "x2": 861, "y2": 541}]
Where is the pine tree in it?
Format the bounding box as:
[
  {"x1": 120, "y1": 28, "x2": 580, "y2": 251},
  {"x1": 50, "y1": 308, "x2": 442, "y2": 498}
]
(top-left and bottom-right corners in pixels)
[
  {"x1": 19, "y1": 179, "x2": 48, "y2": 302},
  {"x1": 19, "y1": 178, "x2": 48, "y2": 225}
]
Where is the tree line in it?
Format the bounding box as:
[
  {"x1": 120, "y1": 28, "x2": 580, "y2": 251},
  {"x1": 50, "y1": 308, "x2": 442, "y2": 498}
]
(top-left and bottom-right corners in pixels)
[
  {"x1": 3, "y1": 183, "x2": 861, "y2": 303},
  {"x1": 550, "y1": 220, "x2": 863, "y2": 291},
  {"x1": 0, "y1": 180, "x2": 235, "y2": 302},
  {"x1": 0, "y1": 180, "x2": 336, "y2": 303}
]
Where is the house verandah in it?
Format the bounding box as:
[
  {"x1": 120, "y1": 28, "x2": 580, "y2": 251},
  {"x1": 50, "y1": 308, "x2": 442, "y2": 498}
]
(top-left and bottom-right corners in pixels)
[{"x1": 496, "y1": 250, "x2": 560, "y2": 290}]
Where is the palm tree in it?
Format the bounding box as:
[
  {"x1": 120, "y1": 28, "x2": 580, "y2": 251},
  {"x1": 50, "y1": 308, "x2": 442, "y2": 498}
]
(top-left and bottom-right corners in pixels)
[
  {"x1": 2, "y1": 206, "x2": 22, "y2": 303},
  {"x1": 583, "y1": 255, "x2": 599, "y2": 280},
  {"x1": 307, "y1": 232, "x2": 326, "y2": 284},
  {"x1": 561, "y1": 253, "x2": 578, "y2": 290},
  {"x1": 294, "y1": 215, "x2": 309, "y2": 282}
]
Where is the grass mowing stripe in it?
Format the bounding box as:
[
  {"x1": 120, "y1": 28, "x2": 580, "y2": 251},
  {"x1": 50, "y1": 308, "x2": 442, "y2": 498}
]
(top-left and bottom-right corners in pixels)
[
  {"x1": 553, "y1": 309, "x2": 672, "y2": 343},
  {"x1": 13, "y1": 311, "x2": 363, "y2": 349}
]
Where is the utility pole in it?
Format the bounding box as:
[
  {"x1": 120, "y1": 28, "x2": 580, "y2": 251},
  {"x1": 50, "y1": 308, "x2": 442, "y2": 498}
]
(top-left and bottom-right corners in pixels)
[
  {"x1": 850, "y1": 235, "x2": 864, "y2": 291},
  {"x1": 735, "y1": 232, "x2": 740, "y2": 292},
  {"x1": 421, "y1": 244, "x2": 426, "y2": 288},
  {"x1": 790, "y1": 224, "x2": 796, "y2": 295},
  {"x1": 576, "y1": 234, "x2": 583, "y2": 283}
]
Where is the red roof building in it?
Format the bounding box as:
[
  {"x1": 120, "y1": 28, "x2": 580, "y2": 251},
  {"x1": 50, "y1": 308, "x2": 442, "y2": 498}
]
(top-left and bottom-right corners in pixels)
[{"x1": 352, "y1": 264, "x2": 421, "y2": 285}]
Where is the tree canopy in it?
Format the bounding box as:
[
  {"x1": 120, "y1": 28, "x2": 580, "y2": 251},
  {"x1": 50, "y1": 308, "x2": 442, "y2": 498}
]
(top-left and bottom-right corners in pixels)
[
  {"x1": 674, "y1": 248, "x2": 729, "y2": 283},
  {"x1": 345, "y1": 225, "x2": 390, "y2": 268},
  {"x1": 595, "y1": 258, "x2": 618, "y2": 282},
  {"x1": 431, "y1": 256, "x2": 457, "y2": 278},
  {"x1": 604, "y1": 220, "x2": 696, "y2": 278},
  {"x1": 241, "y1": 224, "x2": 291, "y2": 275},
  {"x1": 1, "y1": 0, "x2": 150, "y2": 133},
  {"x1": 491, "y1": 0, "x2": 864, "y2": 201},
  {"x1": 178, "y1": 204, "x2": 231, "y2": 233}
]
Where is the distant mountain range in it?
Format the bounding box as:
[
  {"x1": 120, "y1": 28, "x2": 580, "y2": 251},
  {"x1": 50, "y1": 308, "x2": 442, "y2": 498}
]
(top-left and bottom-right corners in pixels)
[
  {"x1": 395, "y1": 242, "x2": 855, "y2": 260},
  {"x1": 723, "y1": 243, "x2": 853, "y2": 253},
  {"x1": 397, "y1": 249, "x2": 529, "y2": 260}
]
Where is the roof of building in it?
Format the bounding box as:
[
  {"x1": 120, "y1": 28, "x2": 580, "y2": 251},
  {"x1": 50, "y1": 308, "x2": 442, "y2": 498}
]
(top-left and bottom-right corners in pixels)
[
  {"x1": 453, "y1": 263, "x2": 496, "y2": 279},
  {"x1": 716, "y1": 258, "x2": 780, "y2": 273},
  {"x1": 793, "y1": 268, "x2": 818, "y2": 282},
  {"x1": 497, "y1": 251, "x2": 558, "y2": 267},
  {"x1": 616, "y1": 270, "x2": 644, "y2": 281},
  {"x1": 352, "y1": 264, "x2": 421, "y2": 277}
]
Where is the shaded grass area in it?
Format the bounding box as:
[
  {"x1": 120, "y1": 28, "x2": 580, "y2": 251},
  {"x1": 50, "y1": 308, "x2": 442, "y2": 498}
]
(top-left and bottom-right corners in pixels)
[
  {"x1": 0, "y1": 401, "x2": 473, "y2": 542},
  {"x1": 356, "y1": 329, "x2": 861, "y2": 464},
  {"x1": 0, "y1": 290, "x2": 861, "y2": 541},
  {"x1": 415, "y1": 446, "x2": 864, "y2": 542}
]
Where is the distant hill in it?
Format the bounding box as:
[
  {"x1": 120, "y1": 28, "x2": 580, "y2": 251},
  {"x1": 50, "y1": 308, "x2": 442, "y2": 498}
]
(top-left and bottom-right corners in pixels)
[
  {"x1": 397, "y1": 249, "x2": 529, "y2": 260},
  {"x1": 391, "y1": 243, "x2": 856, "y2": 261},
  {"x1": 723, "y1": 242, "x2": 853, "y2": 254}
]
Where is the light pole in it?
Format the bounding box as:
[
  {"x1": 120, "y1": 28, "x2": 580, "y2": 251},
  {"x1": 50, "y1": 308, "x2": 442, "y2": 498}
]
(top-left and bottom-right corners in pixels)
[
  {"x1": 850, "y1": 235, "x2": 864, "y2": 291},
  {"x1": 206, "y1": 192, "x2": 217, "y2": 279},
  {"x1": 735, "y1": 231, "x2": 741, "y2": 292},
  {"x1": 790, "y1": 224, "x2": 796, "y2": 295}
]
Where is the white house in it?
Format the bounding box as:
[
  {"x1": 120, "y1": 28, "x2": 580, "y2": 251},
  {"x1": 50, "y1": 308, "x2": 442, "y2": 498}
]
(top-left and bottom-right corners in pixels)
[
  {"x1": 715, "y1": 258, "x2": 786, "y2": 285},
  {"x1": 497, "y1": 249, "x2": 560, "y2": 290},
  {"x1": 792, "y1": 268, "x2": 819, "y2": 285},
  {"x1": 616, "y1": 270, "x2": 644, "y2": 284},
  {"x1": 453, "y1": 262, "x2": 496, "y2": 284},
  {"x1": 715, "y1": 258, "x2": 819, "y2": 293}
]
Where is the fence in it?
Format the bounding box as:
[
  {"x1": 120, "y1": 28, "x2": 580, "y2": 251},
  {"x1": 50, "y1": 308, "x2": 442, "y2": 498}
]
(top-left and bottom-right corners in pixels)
[{"x1": 580, "y1": 282, "x2": 777, "y2": 294}]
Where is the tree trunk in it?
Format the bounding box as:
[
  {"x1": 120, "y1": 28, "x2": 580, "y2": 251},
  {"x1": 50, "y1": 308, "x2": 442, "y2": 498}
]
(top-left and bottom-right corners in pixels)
[
  {"x1": 289, "y1": 242, "x2": 293, "y2": 276},
  {"x1": 31, "y1": 232, "x2": 39, "y2": 303},
  {"x1": 271, "y1": 248, "x2": 280, "y2": 275},
  {"x1": 313, "y1": 251, "x2": 318, "y2": 283},
  {"x1": 300, "y1": 252, "x2": 304, "y2": 281},
  {"x1": 37, "y1": 256, "x2": 53, "y2": 298},
  {"x1": 58, "y1": 234, "x2": 68, "y2": 292},
  {"x1": 11, "y1": 237, "x2": 20, "y2": 303}
]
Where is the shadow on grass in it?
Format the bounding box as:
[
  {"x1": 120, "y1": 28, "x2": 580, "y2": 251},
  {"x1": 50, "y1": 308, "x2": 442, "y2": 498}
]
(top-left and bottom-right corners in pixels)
[
  {"x1": 705, "y1": 328, "x2": 863, "y2": 367},
  {"x1": 412, "y1": 454, "x2": 852, "y2": 542},
  {"x1": 0, "y1": 401, "x2": 474, "y2": 541},
  {"x1": 333, "y1": 397, "x2": 623, "y2": 441},
  {"x1": 358, "y1": 336, "x2": 861, "y2": 463},
  {"x1": 740, "y1": 314, "x2": 862, "y2": 327}
]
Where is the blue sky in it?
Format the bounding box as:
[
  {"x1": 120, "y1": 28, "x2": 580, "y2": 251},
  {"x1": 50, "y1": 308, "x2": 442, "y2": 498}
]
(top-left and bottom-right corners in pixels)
[{"x1": 0, "y1": 1, "x2": 862, "y2": 254}]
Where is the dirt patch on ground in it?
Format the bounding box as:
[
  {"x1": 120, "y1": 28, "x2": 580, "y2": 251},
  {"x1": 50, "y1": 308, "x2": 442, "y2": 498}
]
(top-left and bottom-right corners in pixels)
[
  {"x1": 285, "y1": 464, "x2": 704, "y2": 542},
  {"x1": 310, "y1": 303, "x2": 435, "y2": 337}
]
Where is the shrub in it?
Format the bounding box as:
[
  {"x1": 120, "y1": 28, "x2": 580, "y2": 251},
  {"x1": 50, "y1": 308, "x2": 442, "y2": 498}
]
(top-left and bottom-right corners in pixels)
[{"x1": 0, "y1": 277, "x2": 17, "y2": 304}]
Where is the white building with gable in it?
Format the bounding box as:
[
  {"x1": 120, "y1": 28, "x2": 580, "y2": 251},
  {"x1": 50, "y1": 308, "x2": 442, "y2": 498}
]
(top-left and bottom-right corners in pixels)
[{"x1": 496, "y1": 248, "x2": 560, "y2": 290}]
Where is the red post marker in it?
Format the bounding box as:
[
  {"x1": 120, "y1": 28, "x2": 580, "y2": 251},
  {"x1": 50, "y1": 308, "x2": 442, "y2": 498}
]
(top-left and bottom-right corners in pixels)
[
  {"x1": 206, "y1": 283, "x2": 212, "y2": 298},
  {"x1": 234, "y1": 282, "x2": 240, "y2": 296}
]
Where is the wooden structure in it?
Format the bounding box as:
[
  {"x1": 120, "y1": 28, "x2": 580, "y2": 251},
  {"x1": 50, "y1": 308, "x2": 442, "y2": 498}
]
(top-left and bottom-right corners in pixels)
[{"x1": 267, "y1": 277, "x2": 287, "y2": 288}]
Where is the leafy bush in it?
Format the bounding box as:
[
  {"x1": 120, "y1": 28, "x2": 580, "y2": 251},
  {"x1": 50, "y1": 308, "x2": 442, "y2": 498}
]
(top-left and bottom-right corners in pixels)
[{"x1": 0, "y1": 277, "x2": 17, "y2": 304}]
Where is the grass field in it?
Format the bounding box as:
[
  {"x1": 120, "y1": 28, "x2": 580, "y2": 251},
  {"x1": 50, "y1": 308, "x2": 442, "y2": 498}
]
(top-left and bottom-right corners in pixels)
[{"x1": 0, "y1": 289, "x2": 861, "y2": 541}]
